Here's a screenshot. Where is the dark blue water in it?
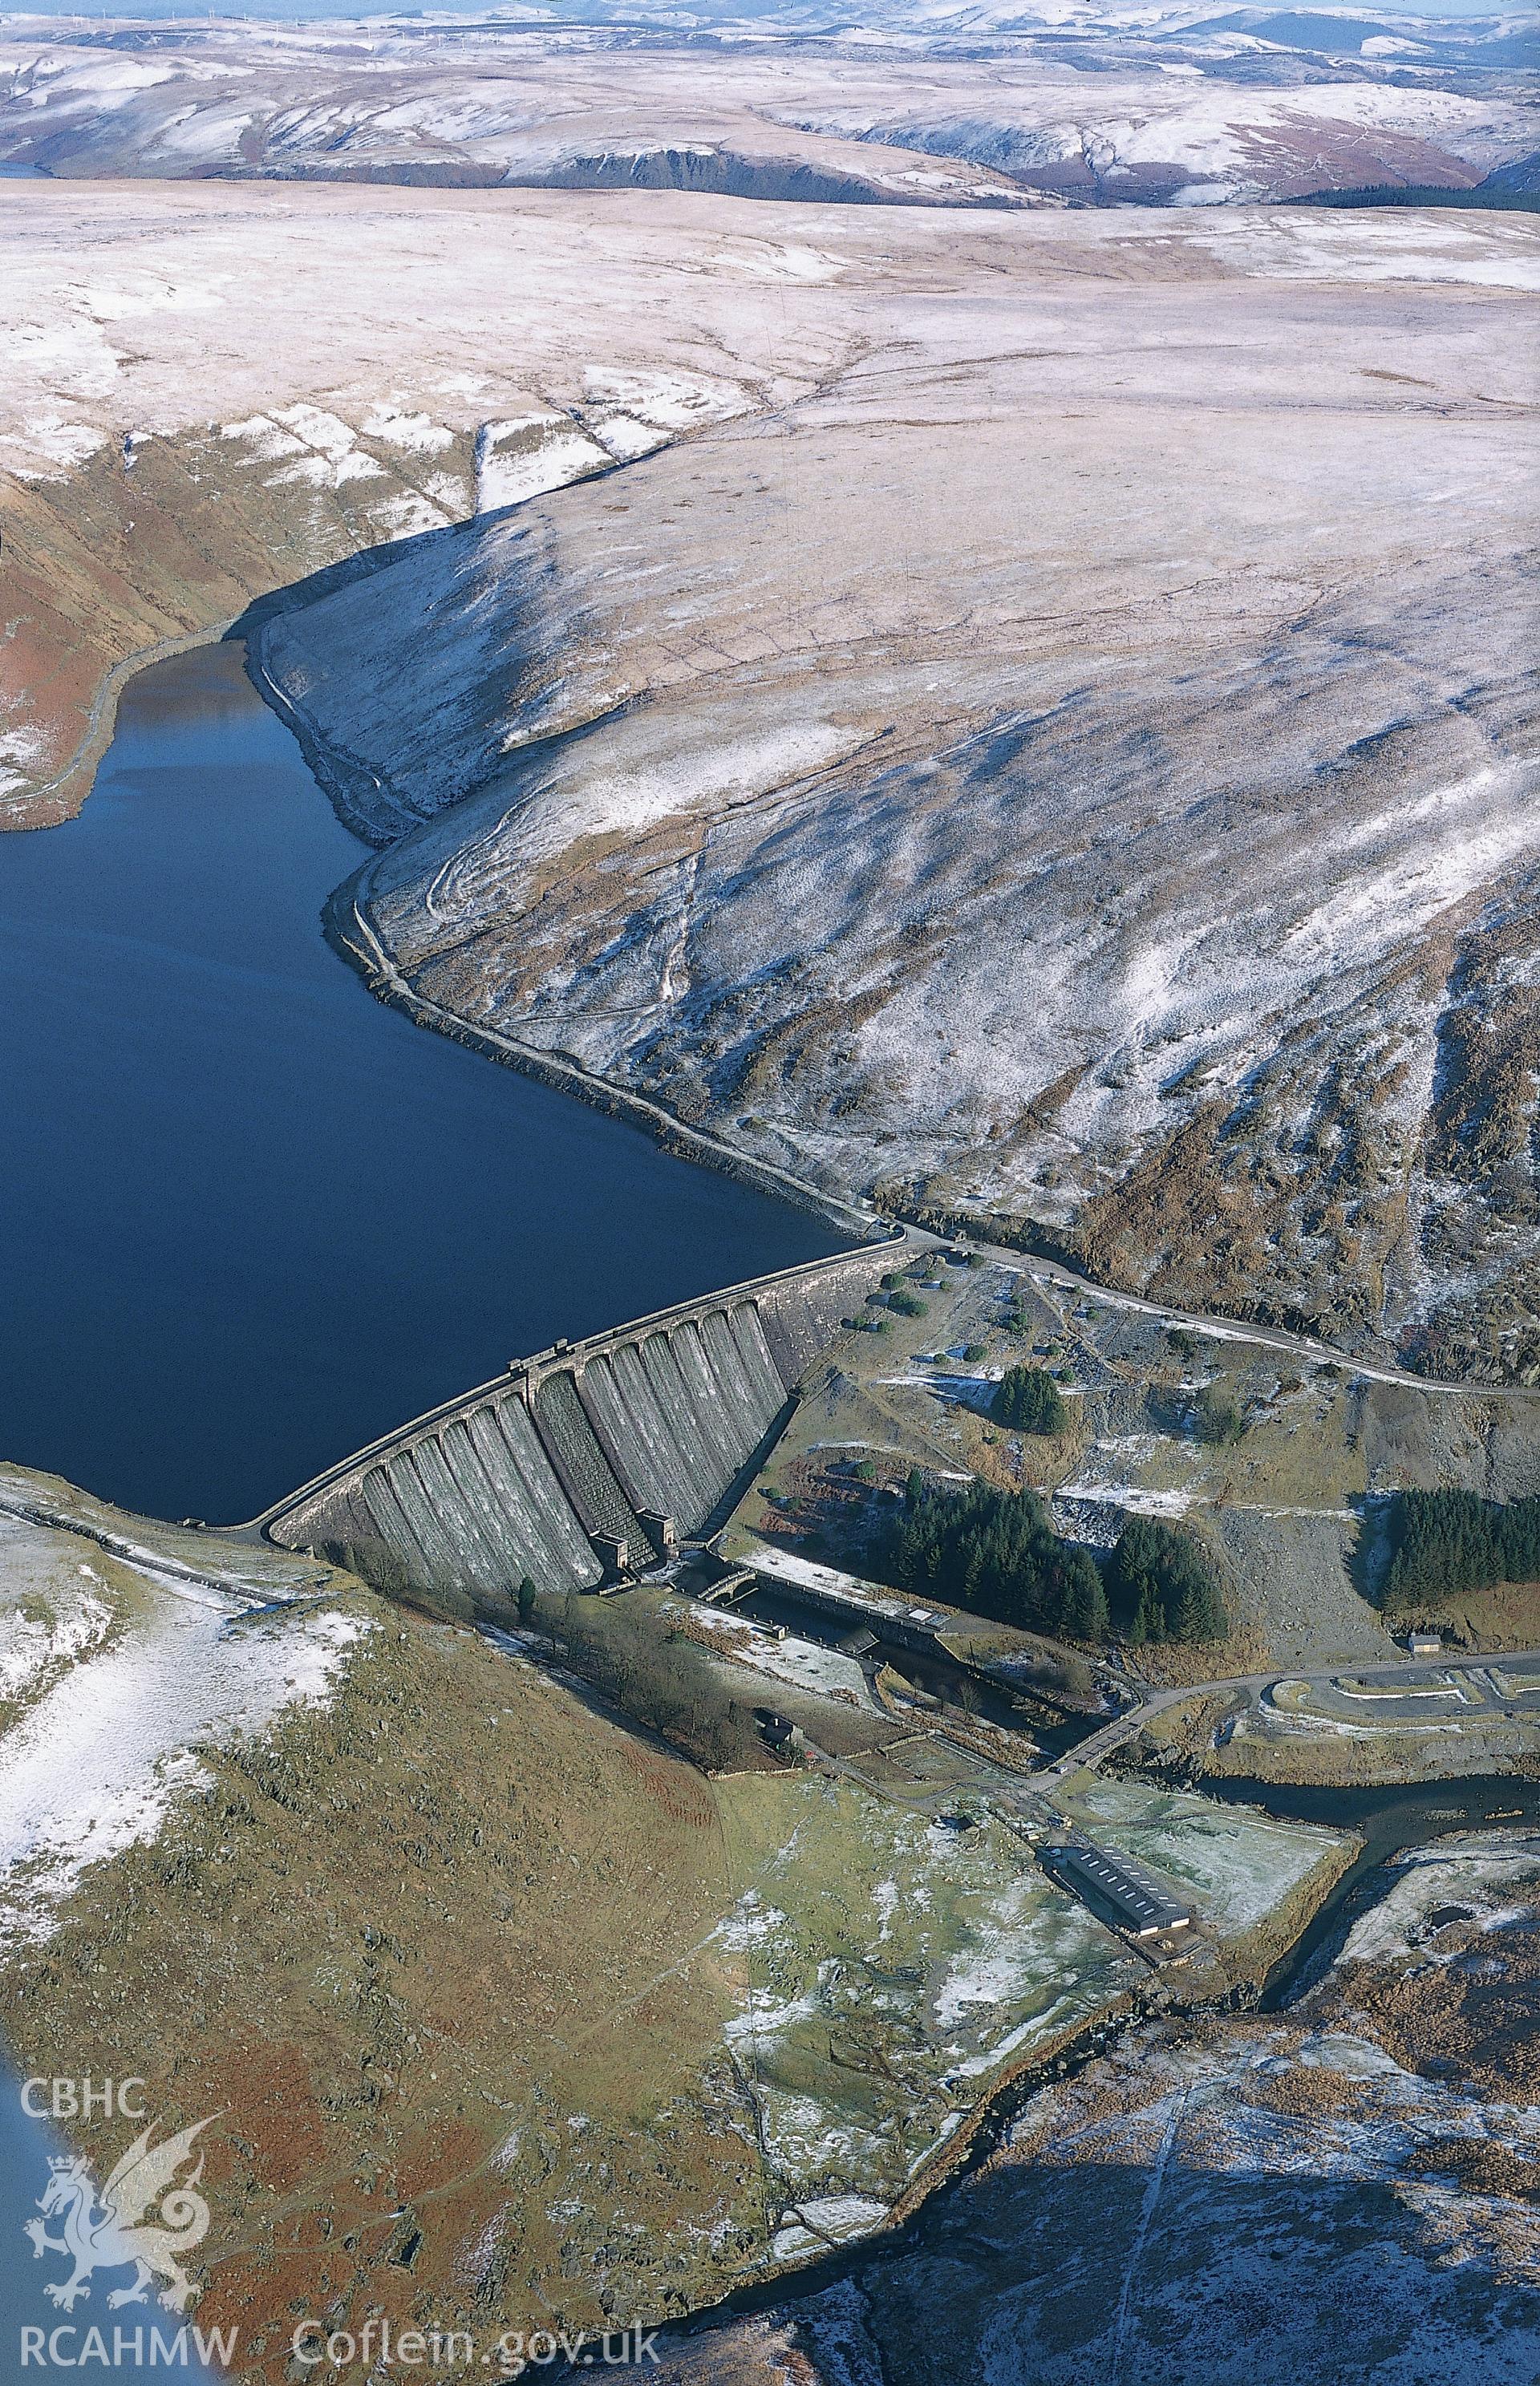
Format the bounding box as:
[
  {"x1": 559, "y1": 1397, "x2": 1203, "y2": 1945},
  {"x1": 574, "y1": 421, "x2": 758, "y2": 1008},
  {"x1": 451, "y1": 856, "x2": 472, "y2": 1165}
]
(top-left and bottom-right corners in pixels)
[{"x1": 0, "y1": 641, "x2": 842, "y2": 1525}]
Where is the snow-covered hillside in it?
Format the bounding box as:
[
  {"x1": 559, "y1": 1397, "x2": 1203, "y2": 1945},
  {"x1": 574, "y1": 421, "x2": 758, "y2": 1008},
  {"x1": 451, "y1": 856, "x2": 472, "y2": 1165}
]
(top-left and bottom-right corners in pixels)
[
  {"x1": 249, "y1": 200, "x2": 1540, "y2": 1380},
  {"x1": 0, "y1": 180, "x2": 864, "y2": 820},
  {"x1": 0, "y1": 9, "x2": 1531, "y2": 204},
  {"x1": 0, "y1": 1470, "x2": 367, "y2": 1949},
  {"x1": 4, "y1": 135, "x2": 1535, "y2": 1378}
]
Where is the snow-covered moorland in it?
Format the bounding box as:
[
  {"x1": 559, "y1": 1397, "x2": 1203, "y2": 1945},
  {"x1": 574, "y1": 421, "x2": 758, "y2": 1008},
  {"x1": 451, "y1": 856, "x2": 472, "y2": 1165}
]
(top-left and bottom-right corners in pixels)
[
  {"x1": 0, "y1": 6, "x2": 1531, "y2": 206},
  {"x1": 246, "y1": 200, "x2": 1540, "y2": 1382},
  {"x1": 0, "y1": 180, "x2": 870, "y2": 820},
  {"x1": 3, "y1": 75, "x2": 1534, "y2": 1380}
]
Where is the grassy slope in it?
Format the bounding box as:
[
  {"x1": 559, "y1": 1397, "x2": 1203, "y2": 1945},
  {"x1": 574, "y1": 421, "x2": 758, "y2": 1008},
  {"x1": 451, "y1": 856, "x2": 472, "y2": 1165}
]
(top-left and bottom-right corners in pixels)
[
  {"x1": 1, "y1": 1592, "x2": 760, "y2": 2364},
  {"x1": 0, "y1": 1458, "x2": 1366, "y2": 2374}
]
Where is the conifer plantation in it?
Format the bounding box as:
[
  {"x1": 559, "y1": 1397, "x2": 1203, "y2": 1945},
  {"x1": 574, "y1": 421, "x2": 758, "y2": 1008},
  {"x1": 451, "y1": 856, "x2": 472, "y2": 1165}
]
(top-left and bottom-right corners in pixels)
[
  {"x1": 1380, "y1": 1489, "x2": 1540, "y2": 1614},
  {"x1": 886, "y1": 1480, "x2": 1228, "y2": 1646},
  {"x1": 1104, "y1": 1516, "x2": 1229, "y2": 1645}
]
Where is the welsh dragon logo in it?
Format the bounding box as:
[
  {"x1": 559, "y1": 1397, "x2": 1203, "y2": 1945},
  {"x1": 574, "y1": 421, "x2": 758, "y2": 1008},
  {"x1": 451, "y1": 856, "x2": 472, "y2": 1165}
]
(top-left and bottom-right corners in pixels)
[{"x1": 25, "y1": 2114, "x2": 220, "y2": 2315}]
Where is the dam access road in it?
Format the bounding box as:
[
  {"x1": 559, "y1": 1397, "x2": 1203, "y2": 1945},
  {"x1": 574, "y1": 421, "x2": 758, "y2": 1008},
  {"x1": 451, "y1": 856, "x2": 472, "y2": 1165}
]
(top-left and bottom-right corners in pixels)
[
  {"x1": 1035, "y1": 1651, "x2": 1540, "y2": 1784},
  {"x1": 239, "y1": 1161, "x2": 1540, "y2": 1700}
]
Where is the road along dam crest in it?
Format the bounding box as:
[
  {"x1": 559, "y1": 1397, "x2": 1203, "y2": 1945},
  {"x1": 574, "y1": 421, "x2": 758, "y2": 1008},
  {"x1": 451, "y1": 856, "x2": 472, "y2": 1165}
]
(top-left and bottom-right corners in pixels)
[{"x1": 255, "y1": 1243, "x2": 899, "y2": 1598}]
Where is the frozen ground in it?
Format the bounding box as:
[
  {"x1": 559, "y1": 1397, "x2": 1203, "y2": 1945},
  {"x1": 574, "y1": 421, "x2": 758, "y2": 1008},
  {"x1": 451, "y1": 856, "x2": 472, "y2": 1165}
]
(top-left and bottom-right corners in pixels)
[
  {"x1": 0, "y1": 177, "x2": 881, "y2": 818},
  {"x1": 0, "y1": 9, "x2": 1530, "y2": 207},
  {"x1": 657, "y1": 1823, "x2": 1540, "y2": 2385},
  {"x1": 711, "y1": 1761, "x2": 1348, "y2": 2254},
  {"x1": 1342, "y1": 1829, "x2": 1540, "y2": 1963},
  {"x1": 0, "y1": 1516, "x2": 117, "y2": 1719},
  {"x1": 5, "y1": 157, "x2": 1537, "y2": 1376},
  {"x1": 233, "y1": 194, "x2": 1540, "y2": 1383},
  {"x1": 0, "y1": 1477, "x2": 371, "y2": 1948}
]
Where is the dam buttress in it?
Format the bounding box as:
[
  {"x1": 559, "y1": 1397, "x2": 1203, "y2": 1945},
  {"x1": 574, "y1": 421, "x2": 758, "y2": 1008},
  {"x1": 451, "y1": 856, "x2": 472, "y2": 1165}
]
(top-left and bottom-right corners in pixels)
[{"x1": 258, "y1": 1244, "x2": 899, "y2": 1598}]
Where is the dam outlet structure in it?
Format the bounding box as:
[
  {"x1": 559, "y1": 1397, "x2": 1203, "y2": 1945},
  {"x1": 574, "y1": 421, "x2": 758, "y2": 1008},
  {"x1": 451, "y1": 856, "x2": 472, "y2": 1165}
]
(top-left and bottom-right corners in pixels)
[{"x1": 255, "y1": 1243, "x2": 903, "y2": 1609}]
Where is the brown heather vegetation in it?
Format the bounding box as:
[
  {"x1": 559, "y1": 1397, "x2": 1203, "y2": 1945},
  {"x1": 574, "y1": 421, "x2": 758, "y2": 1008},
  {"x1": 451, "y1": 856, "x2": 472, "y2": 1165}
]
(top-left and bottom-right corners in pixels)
[{"x1": 0, "y1": 1594, "x2": 766, "y2": 2377}]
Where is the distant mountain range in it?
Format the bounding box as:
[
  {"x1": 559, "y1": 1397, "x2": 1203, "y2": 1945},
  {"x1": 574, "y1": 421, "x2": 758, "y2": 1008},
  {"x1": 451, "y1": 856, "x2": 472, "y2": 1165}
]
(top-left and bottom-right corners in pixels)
[{"x1": 1, "y1": 2, "x2": 1534, "y2": 206}]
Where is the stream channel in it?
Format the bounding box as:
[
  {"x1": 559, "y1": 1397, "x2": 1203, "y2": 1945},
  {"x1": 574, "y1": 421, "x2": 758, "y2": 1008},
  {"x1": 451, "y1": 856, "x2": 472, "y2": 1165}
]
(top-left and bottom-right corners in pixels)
[{"x1": 669, "y1": 1771, "x2": 1540, "y2": 2347}]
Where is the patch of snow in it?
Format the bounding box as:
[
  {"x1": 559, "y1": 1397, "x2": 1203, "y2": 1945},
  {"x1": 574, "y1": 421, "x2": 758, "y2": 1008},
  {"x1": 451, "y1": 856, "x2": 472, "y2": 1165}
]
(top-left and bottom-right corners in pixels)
[
  {"x1": 516, "y1": 718, "x2": 860, "y2": 860},
  {"x1": 454, "y1": 2206, "x2": 508, "y2": 2287},
  {"x1": 364, "y1": 489, "x2": 454, "y2": 539},
  {"x1": 0, "y1": 1562, "x2": 112, "y2": 1703},
  {"x1": 1298, "y1": 2032, "x2": 1423, "y2": 2084},
  {"x1": 422, "y1": 469, "x2": 472, "y2": 512},
  {"x1": 935, "y1": 1934, "x2": 1050, "y2": 2028},
  {"x1": 581, "y1": 407, "x2": 672, "y2": 463},
  {"x1": 221, "y1": 411, "x2": 310, "y2": 462},
  {"x1": 726, "y1": 1987, "x2": 823, "y2": 2049},
  {"x1": 1343, "y1": 1840, "x2": 1540, "y2": 1967},
  {"x1": 1194, "y1": 213, "x2": 1540, "y2": 295},
  {"x1": 742, "y1": 1543, "x2": 949, "y2": 1628},
  {"x1": 582, "y1": 364, "x2": 754, "y2": 430},
  {"x1": 715, "y1": 1890, "x2": 791, "y2": 1951},
  {"x1": 949, "y1": 2000, "x2": 1077, "y2": 2079},
  {"x1": 474, "y1": 411, "x2": 612, "y2": 512},
  {"x1": 708, "y1": 243, "x2": 849, "y2": 285},
  {"x1": 74, "y1": 273, "x2": 228, "y2": 326},
  {"x1": 1, "y1": 412, "x2": 105, "y2": 477},
  {"x1": 358, "y1": 400, "x2": 455, "y2": 456},
  {"x1": 770, "y1": 2196, "x2": 889, "y2": 2261},
  {"x1": 0, "y1": 720, "x2": 53, "y2": 801},
  {"x1": 0, "y1": 1578, "x2": 372, "y2": 1947}
]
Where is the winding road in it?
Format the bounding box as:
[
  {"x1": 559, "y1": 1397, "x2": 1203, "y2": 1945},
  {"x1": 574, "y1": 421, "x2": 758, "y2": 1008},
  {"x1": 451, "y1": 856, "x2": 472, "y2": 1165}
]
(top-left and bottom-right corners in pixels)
[
  {"x1": 990, "y1": 1246, "x2": 1540, "y2": 1406},
  {"x1": 1038, "y1": 1647, "x2": 1540, "y2": 1783}
]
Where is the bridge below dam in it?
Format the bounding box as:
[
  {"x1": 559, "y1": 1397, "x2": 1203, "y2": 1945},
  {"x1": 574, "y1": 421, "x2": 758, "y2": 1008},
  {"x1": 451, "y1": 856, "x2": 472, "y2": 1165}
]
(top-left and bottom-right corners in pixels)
[{"x1": 255, "y1": 1240, "x2": 906, "y2": 1605}]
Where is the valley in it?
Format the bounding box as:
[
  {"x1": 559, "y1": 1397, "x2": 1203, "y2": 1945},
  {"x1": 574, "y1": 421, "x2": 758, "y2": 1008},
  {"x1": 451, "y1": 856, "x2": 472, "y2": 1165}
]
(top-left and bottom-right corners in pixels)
[
  {"x1": 0, "y1": 1460, "x2": 1359, "y2": 2351},
  {"x1": 2, "y1": 6, "x2": 1539, "y2": 2378},
  {"x1": 2, "y1": 6, "x2": 1532, "y2": 209}
]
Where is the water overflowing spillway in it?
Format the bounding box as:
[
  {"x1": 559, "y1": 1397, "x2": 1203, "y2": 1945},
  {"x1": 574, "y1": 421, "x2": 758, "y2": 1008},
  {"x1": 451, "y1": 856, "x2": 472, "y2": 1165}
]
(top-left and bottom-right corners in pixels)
[
  {"x1": 262, "y1": 1250, "x2": 893, "y2": 1596},
  {"x1": 0, "y1": 642, "x2": 847, "y2": 1524}
]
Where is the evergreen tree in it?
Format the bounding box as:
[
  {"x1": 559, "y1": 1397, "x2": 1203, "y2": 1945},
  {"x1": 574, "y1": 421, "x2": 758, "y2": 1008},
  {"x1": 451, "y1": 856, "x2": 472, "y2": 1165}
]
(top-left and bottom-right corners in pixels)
[
  {"x1": 1381, "y1": 1489, "x2": 1540, "y2": 1613},
  {"x1": 1193, "y1": 1383, "x2": 1246, "y2": 1445},
  {"x1": 886, "y1": 1477, "x2": 1106, "y2": 1641},
  {"x1": 990, "y1": 1366, "x2": 1068, "y2": 1435},
  {"x1": 1106, "y1": 1517, "x2": 1227, "y2": 1643}
]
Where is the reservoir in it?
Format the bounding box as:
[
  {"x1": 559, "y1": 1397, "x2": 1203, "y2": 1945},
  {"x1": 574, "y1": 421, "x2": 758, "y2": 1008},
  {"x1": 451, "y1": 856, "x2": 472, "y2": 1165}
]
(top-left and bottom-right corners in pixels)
[{"x1": 0, "y1": 642, "x2": 844, "y2": 1526}]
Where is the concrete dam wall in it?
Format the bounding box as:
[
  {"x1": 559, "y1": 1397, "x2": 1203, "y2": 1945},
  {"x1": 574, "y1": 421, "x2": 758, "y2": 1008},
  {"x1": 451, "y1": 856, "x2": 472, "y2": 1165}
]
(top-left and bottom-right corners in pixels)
[{"x1": 259, "y1": 1243, "x2": 898, "y2": 1602}]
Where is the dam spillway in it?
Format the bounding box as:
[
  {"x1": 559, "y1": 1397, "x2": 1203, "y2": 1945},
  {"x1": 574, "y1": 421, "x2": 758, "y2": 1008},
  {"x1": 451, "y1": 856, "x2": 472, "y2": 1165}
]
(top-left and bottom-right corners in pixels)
[{"x1": 258, "y1": 1243, "x2": 899, "y2": 1602}]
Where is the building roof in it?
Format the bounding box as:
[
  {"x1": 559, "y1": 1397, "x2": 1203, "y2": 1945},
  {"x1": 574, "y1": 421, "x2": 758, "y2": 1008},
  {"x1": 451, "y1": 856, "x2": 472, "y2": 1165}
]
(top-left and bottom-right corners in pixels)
[{"x1": 1046, "y1": 1841, "x2": 1192, "y2": 1937}]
